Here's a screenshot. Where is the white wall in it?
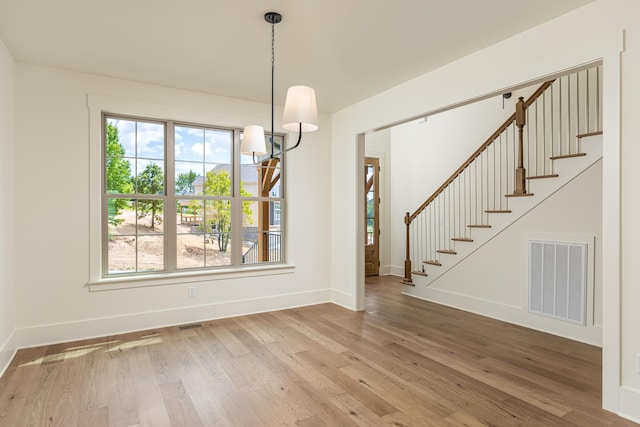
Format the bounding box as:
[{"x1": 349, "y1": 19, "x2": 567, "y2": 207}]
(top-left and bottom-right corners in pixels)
[
  {"x1": 14, "y1": 64, "x2": 332, "y2": 347},
  {"x1": 0, "y1": 37, "x2": 16, "y2": 375},
  {"x1": 330, "y1": 0, "x2": 639, "y2": 420}
]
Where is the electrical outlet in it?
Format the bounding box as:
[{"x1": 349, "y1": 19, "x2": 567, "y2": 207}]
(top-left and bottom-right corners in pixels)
[{"x1": 188, "y1": 287, "x2": 196, "y2": 298}]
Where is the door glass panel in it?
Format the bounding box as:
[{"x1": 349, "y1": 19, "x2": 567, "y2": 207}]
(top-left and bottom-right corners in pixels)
[
  {"x1": 364, "y1": 157, "x2": 380, "y2": 277},
  {"x1": 365, "y1": 164, "x2": 376, "y2": 245}
]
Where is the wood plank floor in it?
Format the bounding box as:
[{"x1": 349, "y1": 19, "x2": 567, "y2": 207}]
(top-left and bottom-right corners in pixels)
[{"x1": 0, "y1": 275, "x2": 637, "y2": 426}]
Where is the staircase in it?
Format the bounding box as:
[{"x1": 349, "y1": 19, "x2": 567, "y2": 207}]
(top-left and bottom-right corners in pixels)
[{"x1": 402, "y1": 65, "x2": 602, "y2": 286}]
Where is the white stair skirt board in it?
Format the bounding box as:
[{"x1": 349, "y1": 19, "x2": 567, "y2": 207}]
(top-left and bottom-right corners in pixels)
[{"x1": 529, "y1": 240, "x2": 587, "y2": 325}]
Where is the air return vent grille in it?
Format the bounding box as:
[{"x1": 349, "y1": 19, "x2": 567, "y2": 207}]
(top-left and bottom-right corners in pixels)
[{"x1": 528, "y1": 240, "x2": 587, "y2": 325}]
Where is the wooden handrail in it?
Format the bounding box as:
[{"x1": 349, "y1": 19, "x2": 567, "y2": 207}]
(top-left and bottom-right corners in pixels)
[
  {"x1": 408, "y1": 80, "x2": 554, "y2": 222},
  {"x1": 524, "y1": 80, "x2": 554, "y2": 109}
]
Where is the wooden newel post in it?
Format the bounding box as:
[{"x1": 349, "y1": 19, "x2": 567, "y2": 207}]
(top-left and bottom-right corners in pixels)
[
  {"x1": 515, "y1": 96, "x2": 527, "y2": 194},
  {"x1": 404, "y1": 212, "x2": 413, "y2": 284}
]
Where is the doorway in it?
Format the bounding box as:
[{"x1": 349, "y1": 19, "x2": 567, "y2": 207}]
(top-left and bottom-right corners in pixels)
[{"x1": 364, "y1": 157, "x2": 380, "y2": 276}]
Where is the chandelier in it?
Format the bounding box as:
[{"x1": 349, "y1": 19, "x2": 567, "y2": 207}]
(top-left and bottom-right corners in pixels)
[{"x1": 241, "y1": 12, "x2": 319, "y2": 159}]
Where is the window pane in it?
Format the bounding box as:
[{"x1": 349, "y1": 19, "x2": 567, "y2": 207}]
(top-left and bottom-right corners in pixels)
[
  {"x1": 242, "y1": 200, "x2": 282, "y2": 264},
  {"x1": 135, "y1": 160, "x2": 165, "y2": 195},
  {"x1": 177, "y1": 199, "x2": 203, "y2": 228},
  {"x1": 176, "y1": 234, "x2": 205, "y2": 269},
  {"x1": 105, "y1": 158, "x2": 134, "y2": 195},
  {"x1": 137, "y1": 235, "x2": 164, "y2": 271},
  {"x1": 108, "y1": 236, "x2": 136, "y2": 274},
  {"x1": 204, "y1": 129, "x2": 232, "y2": 164},
  {"x1": 204, "y1": 200, "x2": 232, "y2": 267},
  {"x1": 206, "y1": 240, "x2": 232, "y2": 267},
  {"x1": 107, "y1": 118, "x2": 136, "y2": 157},
  {"x1": 202, "y1": 168, "x2": 231, "y2": 196},
  {"x1": 240, "y1": 163, "x2": 258, "y2": 197},
  {"x1": 108, "y1": 198, "x2": 164, "y2": 235},
  {"x1": 107, "y1": 198, "x2": 134, "y2": 234},
  {"x1": 106, "y1": 198, "x2": 165, "y2": 273},
  {"x1": 176, "y1": 199, "x2": 204, "y2": 270},
  {"x1": 136, "y1": 122, "x2": 164, "y2": 160},
  {"x1": 134, "y1": 198, "x2": 164, "y2": 233},
  {"x1": 175, "y1": 125, "x2": 205, "y2": 162},
  {"x1": 266, "y1": 230, "x2": 282, "y2": 262},
  {"x1": 105, "y1": 119, "x2": 134, "y2": 195},
  {"x1": 241, "y1": 200, "x2": 259, "y2": 264},
  {"x1": 175, "y1": 162, "x2": 203, "y2": 195},
  {"x1": 241, "y1": 158, "x2": 281, "y2": 198},
  {"x1": 272, "y1": 201, "x2": 281, "y2": 225},
  {"x1": 175, "y1": 199, "x2": 233, "y2": 269},
  {"x1": 267, "y1": 162, "x2": 281, "y2": 198}
]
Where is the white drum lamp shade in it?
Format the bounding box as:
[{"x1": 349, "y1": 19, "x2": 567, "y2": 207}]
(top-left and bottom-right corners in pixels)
[
  {"x1": 282, "y1": 85, "x2": 319, "y2": 132},
  {"x1": 241, "y1": 125, "x2": 267, "y2": 155}
]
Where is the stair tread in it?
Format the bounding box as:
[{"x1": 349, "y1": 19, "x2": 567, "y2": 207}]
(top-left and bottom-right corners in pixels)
[
  {"x1": 452, "y1": 237, "x2": 473, "y2": 242},
  {"x1": 468, "y1": 224, "x2": 492, "y2": 228},
  {"x1": 550, "y1": 153, "x2": 586, "y2": 160},
  {"x1": 577, "y1": 131, "x2": 603, "y2": 138},
  {"x1": 423, "y1": 260, "x2": 442, "y2": 266},
  {"x1": 400, "y1": 280, "x2": 415, "y2": 286},
  {"x1": 411, "y1": 271, "x2": 428, "y2": 277},
  {"x1": 437, "y1": 249, "x2": 457, "y2": 255},
  {"x1": 527, "y1": 174, "x2": 559, "y2": 180},
  {"x1": 486, "y1": 210, "x2": 512, "y2": 213},
  {"x1": 505, "y1": 193, "x2": 534, "y2": 198}
]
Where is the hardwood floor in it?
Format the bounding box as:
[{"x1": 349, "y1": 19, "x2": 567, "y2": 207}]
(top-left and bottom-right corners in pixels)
[{"x1": 0, "y1": 275, "x2": 636, "y2": 426}]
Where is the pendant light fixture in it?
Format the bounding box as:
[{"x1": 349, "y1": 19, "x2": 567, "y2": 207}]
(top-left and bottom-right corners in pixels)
[{"x1": 241, "y1": 12, "x2": 319, "y2": 159}]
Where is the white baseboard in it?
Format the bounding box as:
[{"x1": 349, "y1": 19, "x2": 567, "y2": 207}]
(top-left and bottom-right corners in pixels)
[
  {"x1": 403, "y1": 286, "x2": 602, "y2": 346},
  {"x1": 0, "y1": 330, "x2": 17, "y2": 378},
  {"x1": 619, "y1": 386, "x2": 640, "y2": 423},
  {"x1": 16, "y1": 289, "x2": 331, "y2": 349},
  {"x1": 389, "y1": 265, "x2": 404, "y2": 277},
  {"x1": 331, "y1": 288, "x2": 355, "y2": 310},
  {"x1": 379, "y1": 265, "x2": 392, "y2": 276}
]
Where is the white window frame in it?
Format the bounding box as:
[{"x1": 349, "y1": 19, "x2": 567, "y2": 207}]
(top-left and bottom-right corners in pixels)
[{"x1": 88, "y1": 94, "x2": 294, "y2": 291}]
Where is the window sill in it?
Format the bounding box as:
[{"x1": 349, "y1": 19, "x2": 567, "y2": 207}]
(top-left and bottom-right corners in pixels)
[{"x1": 88, "y1": 263, "x2": 295, "y2": 292}]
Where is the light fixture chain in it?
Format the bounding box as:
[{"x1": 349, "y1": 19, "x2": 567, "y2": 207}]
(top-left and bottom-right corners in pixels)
[{"x1": 270, "y1": 19, "x2": 276, "y2": 158}]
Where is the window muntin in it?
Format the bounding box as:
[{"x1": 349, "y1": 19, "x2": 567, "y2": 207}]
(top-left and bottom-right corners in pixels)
[{"x1": 102, "y1": 114, "x2": 285, "y2": 278}]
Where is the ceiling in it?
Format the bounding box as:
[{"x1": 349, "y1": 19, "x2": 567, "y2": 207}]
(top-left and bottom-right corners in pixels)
[{"x1": 0, "y1": 0, "x2": 594, "y2": 113}]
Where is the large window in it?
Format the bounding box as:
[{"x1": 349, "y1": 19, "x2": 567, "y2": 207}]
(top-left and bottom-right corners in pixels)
[{"x1": 103, "y1": 114, "x2": 284, "y2": 277}]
